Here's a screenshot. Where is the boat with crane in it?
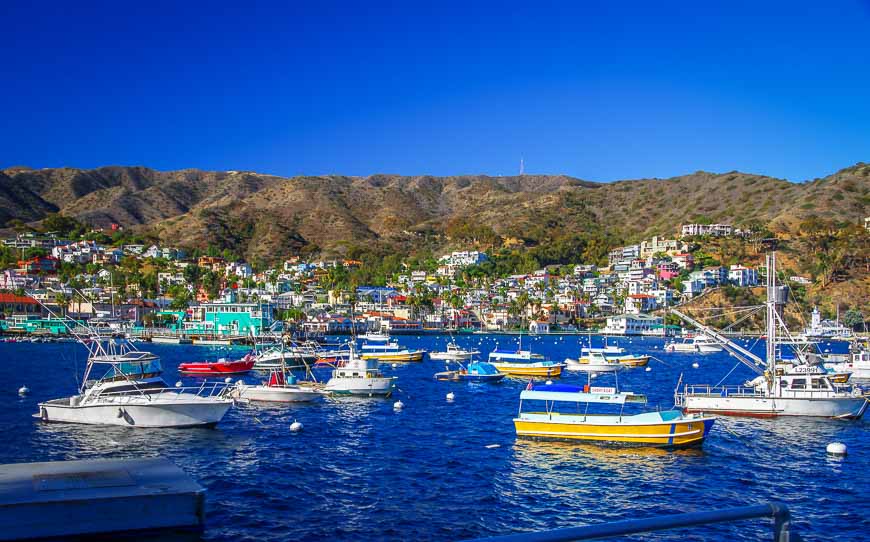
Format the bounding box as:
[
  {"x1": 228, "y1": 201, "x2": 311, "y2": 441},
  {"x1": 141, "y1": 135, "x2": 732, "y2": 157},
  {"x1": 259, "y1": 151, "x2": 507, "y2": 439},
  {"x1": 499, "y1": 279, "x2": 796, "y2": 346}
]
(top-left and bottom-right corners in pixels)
[{"x1": 673, "y1": 253, "x2": 868, "y2": 419}]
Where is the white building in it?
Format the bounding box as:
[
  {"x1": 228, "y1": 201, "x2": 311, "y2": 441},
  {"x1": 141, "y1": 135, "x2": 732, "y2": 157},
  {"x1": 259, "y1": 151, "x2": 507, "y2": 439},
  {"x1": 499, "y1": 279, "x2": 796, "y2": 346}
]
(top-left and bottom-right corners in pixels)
[
  {"x1": 681, "y1": 223, "x2": 734, "y2": 237},
  {"x1": 602, "y1": 314, "x2": 663, "y2": 335},
  {"x1": 728, "y1": 265, "x2": 759, "y2": 287}
]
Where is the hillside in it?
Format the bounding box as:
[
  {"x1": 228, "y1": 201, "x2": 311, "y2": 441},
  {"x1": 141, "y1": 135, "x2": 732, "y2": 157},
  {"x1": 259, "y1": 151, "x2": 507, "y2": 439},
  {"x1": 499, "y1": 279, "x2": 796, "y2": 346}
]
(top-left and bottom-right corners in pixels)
[{"x1": 1, "y1": 164, "x2": 867, "y2": 264}]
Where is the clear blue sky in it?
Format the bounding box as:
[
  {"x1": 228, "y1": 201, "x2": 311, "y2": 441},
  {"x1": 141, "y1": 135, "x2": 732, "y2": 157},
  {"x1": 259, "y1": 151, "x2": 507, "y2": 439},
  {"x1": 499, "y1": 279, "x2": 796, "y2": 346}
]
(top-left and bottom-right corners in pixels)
[{"x1": 2, "y1": 1, "x2": 869, "y2": 182}]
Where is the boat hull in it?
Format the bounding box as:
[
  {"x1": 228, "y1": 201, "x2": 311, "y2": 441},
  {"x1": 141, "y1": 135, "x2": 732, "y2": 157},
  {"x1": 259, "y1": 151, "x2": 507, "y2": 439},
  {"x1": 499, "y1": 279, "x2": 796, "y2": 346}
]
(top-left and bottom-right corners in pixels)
[
  {"x1": 433, "y1": 371, "x2": 505, "y2": 383},
  {"x1": 324, "y1": 377, "x2": 396, "y2": 397},
  {"x1": 360, "y1": 351, "x2": 425, "y2": 362},
  {"x1": 37, "y1": 396, "x2": 232, "y2": 428},
  {"x1": 514, "y1": 414, "x2": 714, "y2": 447},
  {"x1": 491, "y1": 363, "x2": 565, "y2": 377},
  {"x1": 179, "y1": 360, "x2": 254, "y2": 375},
  {"x1": 231, "y1": 385, "x2": 322, "y2": 403},
  {"x1": 682, "y1": 394, "x2": 868, "y2": 419},
  {"x1": 565, "y1": 358, "x2": 624, "y2": 373}
]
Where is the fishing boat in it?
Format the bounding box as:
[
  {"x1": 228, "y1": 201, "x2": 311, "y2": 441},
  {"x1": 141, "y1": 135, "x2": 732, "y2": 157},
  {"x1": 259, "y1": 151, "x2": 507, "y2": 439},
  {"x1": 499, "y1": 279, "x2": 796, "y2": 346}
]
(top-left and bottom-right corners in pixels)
[
  {"x1": 664, "y1": 334, "x2": 723, "y2": 354},
  {"x1": 230, "y1": 359, "x2": 323, "y2": 403},
  {"x1": 565, "y1": 351, "x2": 625, "y2": 373},
  {"x1": 514, "y1": 382, "x2": 715, "y2": 447},
  {"x1": 434, "y1": 360, "x2": 505, "y2": 383},
  {"x1": 674, "y1": 253, "x2": 869, "y2": 419},
  {"x1": 178, "y1": 352, "x2": 255, "y2": 375},
  {"x1": 359, "y1": 341, "x2": 425, "y2": 362},
  {"x1": 429, "y1": 339, "x2": 480, "y2": 361},
  {"x1": 324, "y1": 344, "x2": 397, "y2": 397},
  {"x1": 37, "y1": 338, "x2": 232, "y2": 428}
]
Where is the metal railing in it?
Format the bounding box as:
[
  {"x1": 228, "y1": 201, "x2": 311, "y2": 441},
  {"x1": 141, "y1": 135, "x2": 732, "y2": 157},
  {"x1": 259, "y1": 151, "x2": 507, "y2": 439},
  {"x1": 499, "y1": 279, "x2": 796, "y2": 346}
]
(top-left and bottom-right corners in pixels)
[
  {"x1": 466, "y1": 502, "x2": 798, "y2": 541},
  {"x1": 86, "y1": 381, "x2": 231, "y2": 403}
]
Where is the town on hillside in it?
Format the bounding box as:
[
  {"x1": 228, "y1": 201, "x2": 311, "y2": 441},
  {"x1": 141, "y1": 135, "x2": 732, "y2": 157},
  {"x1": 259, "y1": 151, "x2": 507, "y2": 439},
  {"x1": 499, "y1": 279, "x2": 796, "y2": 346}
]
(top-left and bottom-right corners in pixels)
[{"x1": 2, "y1": 216, "x2": 866, "y2": 342}]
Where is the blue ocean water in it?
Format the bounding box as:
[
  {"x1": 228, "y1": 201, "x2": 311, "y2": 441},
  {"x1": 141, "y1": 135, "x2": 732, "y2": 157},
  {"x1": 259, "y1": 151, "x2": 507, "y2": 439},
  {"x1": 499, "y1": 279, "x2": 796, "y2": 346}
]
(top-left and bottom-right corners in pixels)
[{"x1": 0, "y1": 335, "x2": 866, "y2": 541}]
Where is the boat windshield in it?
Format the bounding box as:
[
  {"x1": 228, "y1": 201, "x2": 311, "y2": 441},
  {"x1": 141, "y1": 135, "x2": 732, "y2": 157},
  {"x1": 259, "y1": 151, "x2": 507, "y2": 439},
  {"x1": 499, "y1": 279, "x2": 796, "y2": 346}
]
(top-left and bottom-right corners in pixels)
[{"x1": 104, "y1": 359, "x2": 163, "y2": 381}]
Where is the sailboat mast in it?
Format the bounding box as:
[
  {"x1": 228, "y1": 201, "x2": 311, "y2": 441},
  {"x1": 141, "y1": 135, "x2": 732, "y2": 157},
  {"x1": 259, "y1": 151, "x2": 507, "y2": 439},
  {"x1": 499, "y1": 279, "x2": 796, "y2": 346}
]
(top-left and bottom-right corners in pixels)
[{"x1": 766, "y1": 252, "x2": 777, "y2": 372}]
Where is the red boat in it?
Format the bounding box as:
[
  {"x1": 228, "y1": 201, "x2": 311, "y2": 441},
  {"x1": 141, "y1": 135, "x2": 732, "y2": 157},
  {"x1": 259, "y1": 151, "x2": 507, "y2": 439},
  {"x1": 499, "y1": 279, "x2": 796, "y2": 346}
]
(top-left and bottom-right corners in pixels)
[{"x1": 179, "y1": 353, "x2": 255, "y2": 375}]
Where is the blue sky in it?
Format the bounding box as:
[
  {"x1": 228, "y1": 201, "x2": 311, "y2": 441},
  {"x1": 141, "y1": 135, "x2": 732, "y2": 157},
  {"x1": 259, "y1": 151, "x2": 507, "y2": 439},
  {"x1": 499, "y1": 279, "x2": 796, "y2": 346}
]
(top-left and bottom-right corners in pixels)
[{"x1": 2, "y1": 1, "x2": 869, "y2": 181}]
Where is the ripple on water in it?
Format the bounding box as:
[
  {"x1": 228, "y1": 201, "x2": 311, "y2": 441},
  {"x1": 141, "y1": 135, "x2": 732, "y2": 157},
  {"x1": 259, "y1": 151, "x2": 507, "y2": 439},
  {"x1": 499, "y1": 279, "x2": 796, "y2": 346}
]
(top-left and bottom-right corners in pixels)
[{"x1": 0, "y1": 338, "x2": 867, "y2": 541}]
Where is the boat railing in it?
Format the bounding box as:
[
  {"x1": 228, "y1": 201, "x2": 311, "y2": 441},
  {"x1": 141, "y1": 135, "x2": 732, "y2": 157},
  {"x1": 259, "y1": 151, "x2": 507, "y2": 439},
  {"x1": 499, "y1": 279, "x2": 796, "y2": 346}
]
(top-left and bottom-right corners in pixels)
[
  {"x1": 88, "y1": 381, "x2": 231, "y2": 402},
  {"x1": 682, "y1": 383, "x2": 859, "y2": 399},
  {"x1": 464, "y1": 502, "x2": 797, "y2": 542}
]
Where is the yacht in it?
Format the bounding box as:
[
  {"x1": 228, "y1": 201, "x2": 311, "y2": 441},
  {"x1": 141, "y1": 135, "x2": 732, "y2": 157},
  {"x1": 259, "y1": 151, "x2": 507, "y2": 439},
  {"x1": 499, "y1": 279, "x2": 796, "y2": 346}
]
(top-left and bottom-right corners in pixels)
[
  {"x1": 37, "y1": 338, "x2": 232, "y2": 427},
  {"x1": 665, "y1": 334, "x2": 723, "y2": 354},
  {"x1": 674, "y1": 253, "x2": 868, "y2": 419},
  {"x1": 324, "y1": 343, "x2": 396, "y2": 397},
  {"x1": 429, "y1": 339, "x2": 480, "y2": 361},
  {"x1": 565, "y1": 351, "x2": 625, "y2": 373}
]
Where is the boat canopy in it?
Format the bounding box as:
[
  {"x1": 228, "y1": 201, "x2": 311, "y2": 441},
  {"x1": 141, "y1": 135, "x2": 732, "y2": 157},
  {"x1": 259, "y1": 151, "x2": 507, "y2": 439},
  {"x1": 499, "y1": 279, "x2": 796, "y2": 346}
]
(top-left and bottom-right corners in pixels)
[
  {"x1": 466, "y1": 361, "x2": 500, "y2": 375},
  {"x1": 521, "y1": 384, "x2": 646, "y2": 405}
]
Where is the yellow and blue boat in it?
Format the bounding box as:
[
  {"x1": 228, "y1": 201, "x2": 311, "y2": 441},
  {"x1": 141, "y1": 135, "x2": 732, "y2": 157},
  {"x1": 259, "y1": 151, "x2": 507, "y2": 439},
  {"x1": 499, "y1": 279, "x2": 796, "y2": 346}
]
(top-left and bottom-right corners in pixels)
[
  {"x1": 359, "y1": 340, "x2": 426, "y2": 362},
  {"x1": 513, "y1": 383, "x2": 715, "y2": 447},
  {"x1": 488, "y1": 346, "x2": 566, "y2": 377}
]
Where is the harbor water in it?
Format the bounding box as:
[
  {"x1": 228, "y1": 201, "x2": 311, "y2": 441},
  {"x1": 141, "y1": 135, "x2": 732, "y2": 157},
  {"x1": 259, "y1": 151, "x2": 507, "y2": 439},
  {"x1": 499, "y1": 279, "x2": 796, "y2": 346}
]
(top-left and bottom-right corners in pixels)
[{"x1": 1, "y1": 335, "x2": 866, "y2": 541}]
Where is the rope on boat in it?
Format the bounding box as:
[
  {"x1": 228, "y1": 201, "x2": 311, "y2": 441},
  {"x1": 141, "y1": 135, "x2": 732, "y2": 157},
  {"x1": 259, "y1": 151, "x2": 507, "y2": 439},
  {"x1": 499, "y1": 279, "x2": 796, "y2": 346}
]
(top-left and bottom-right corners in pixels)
[{"x1": 714, "y1": 361, "x2": 743, "y2": 388}]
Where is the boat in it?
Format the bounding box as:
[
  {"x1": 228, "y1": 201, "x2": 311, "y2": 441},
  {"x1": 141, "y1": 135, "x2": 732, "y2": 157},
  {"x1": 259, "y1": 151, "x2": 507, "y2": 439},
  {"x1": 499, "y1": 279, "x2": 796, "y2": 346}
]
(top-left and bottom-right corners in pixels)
[
  {"x1": 824, "y1": 344, "x2": 870, "y2": 380},
  {"x1": 580, "y1": 333, "x2": 626, "y2": 355},
  {"x1": 324, "y1": 343, "x2": 397, "y2": 397},
  {"x1": 361, "y1": 331, "x2": 391, "y2": 342},
  {"x1": 359, "y1": 341, "x2": 426, "y2": 362},
  {"x1": 429, "y1": 339, "x2": 480, "y2": 361},
  {"x1": 230, "y1": 359, "x2": 323, "y2": 403},
  {"x1": 253, "y1": 341, "x2": 319, "y2": 370},
  {"x1": 565, "y1": 351, "x2": 625, "y2": 373},
  {"x1": 150, "y1": 336, "x2": 193, "y2": 345},
  {"x1": 434, "y1": 360, "x2": 505, "y2": 382},
  {"x1": 578, "y1": 348, "x2": 650, "y2": 368},
  {"x1": 37, "y1": 337, "x2": 232, "y2": 428},
  {"x1": 488, "y1": 335, "x2": 565, "y2": 377},
  {"x1": 514, "y1": 382, "x2": 715, "y2": 447},
  {"x1": 664, "y1": 334, "x2": 723, "y2": 354},
  {"x1": 674, "y1": 253, "x2": 869, "y2": 419},
  {"x1": 178, "y1": 352, "x2": 255, "y2": 375}
]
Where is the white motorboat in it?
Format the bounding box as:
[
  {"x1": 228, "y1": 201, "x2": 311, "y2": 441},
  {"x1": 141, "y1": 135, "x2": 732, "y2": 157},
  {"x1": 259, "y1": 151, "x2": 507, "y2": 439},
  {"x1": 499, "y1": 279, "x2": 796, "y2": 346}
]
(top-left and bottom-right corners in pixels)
[
  {"x1": 231, "y1": 360, "x2": 323, "y2": 403},
  {"x1": 324, "y1": 344, "x2": 396, "y2": 397},
  {"x1": 429, "y1": 339, "x2": 480, "y2": 361},
  {"x1": 674, "y1": 253, "x2": 868, "y2": 419},
  {"x1": 37, "y1": 338, "x2": 232, "y2": 428},
  {"x1": 254, "y1": 341, "x2": 319, "y2": 370},
  {"x1": 565, "y1": 351, "x2": 625, "y2": 373},
  {"x1": 361, "y1": 331, "x2": 391, "y2": 342},
  {"x1": 665, "y1": 334, "x2": 723, "y2": 354}
]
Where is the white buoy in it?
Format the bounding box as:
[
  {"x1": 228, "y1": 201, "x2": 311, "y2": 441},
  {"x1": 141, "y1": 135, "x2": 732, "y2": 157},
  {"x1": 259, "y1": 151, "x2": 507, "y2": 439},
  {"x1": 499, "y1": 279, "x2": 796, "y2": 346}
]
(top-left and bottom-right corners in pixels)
[
  {"x1": 645, "y1": 367, "x2": 652, "y2": 372},
  {"x1": 224, "y1": 377, "x2": 233, "y2": 384},
  {"x1": 393, "y1": 400, "x2": 404, "y2": 411},
  {"x1": 175, "y1": 381, "x2": 182, "y2": 388},
  {"x1": 391, "y1": 363, "x2": 398, "y2": 368},
  {"x1": 446, "y1": 392, "x2": 455, "y2": 402},
  {"x1": 692, "y1": 362, "x2": 700, "y2": 368},
  {"x1": 826, "y1": 442, "x2": 847, "y2": 456},
  {"x1": 289, "y1": 420, "x2": 303, "y2": 433},
  {"x1": 545, "y1": 380, "x2": 553, "y2": 385},
  {"x1": 18, "y1": 385, "x2": 29, "y2": 396}
]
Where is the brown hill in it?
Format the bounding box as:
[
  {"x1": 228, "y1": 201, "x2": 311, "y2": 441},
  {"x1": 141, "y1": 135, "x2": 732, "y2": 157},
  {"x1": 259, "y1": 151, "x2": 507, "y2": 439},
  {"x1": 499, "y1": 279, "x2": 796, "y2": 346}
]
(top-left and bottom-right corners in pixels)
[{"x1": 1, "y1": 163, "x2": 868, "y2": 262}]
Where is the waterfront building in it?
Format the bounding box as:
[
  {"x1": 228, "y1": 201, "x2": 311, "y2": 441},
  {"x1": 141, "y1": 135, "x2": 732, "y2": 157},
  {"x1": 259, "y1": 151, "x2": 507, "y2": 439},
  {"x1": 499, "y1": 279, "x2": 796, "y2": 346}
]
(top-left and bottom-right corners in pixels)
[
  {"x1": 601, "y1": 313, "x2": 663, "y2": 335},
  {"x1": 183, "y1": 300, "x2": 274, "y2": 336}
]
